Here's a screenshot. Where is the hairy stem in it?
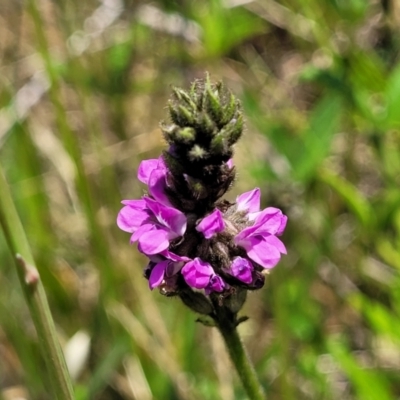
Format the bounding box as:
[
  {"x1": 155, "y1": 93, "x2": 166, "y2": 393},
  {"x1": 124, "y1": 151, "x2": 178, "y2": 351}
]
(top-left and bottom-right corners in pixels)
[
  {"x1": 218, "y1": 323, "x2": 266, "y2": 399},
  {"x1": 212, "y1": 301, "x2": 266, "y2": 400}
]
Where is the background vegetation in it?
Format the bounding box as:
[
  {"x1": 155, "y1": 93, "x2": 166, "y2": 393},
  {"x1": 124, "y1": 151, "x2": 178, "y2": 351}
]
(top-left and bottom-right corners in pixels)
[{"x1": 1, "y1": 0, "x2": 400, "y2": 399}]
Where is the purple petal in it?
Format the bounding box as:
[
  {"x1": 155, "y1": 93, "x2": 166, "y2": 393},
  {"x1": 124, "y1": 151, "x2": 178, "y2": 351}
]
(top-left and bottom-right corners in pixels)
[
  {"x1": 149, "y1": 261, "x2": 169, "y2": 289},
  {"x1": 234, "y1": 208, "x2": 287, "y2": 244},
  {"x1": 236, "y1": 188, "x2": 260, "y2": 213},
  {"x1": 252, "y1": 207, "x2": 287, "y2": 236},
  {"x1": 144, "y1": 197, "x2": 186, "y2": 237},
  {"x1": 117, "y1": 203, "x2": 150, "y2": 233},
  {"x1": 148, "y1": 167, "x2": 171, "y2": 206},
  {"x1": 160, "y1": 250, "x2": 190, "y2": 262},
  {"x1": 229, "y1": 257, "x2": 253, "y2": 284},
  {"x1": 130, "y1": 223, "x2": 154, "y2": 243},
  {"x1": 196, "y1": 209, "x2": 225, "y2": 239},
  {"x1": 137, "y1": 228, "x2": 170, "y2": 255},
  {"x1": 138, "y1": 158, "x2": 161, "y2": 184},
  {"x1": 181, "y1": 258, "x2": 213, "y2": 289},
  {"x1": 166, "y1": 261, "x2": 184, "y2": 277},
  {"x1": 264, "y1": 235, "x2": 287, "y2": 254},
  {"x1": 234, "y1": 225, "x2": 255, "y2": 244},
  {"x1": 205, "y1": 275, "x2": 225, "y2": 294},
  {"x1": 138, "y1": 157, "x2": 171, "y2": 206},
  {"x1": 276, "y1": 215, "x2": 288, "y2": 236},
  {"x1": 243, "y1": 236, "x2": 282, "y2": 269}
]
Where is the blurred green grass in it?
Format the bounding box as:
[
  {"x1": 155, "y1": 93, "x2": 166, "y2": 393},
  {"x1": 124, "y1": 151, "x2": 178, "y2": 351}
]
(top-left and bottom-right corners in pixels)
[{"x1": 1, "y1": 0, "x2": 400, "y2": 399}]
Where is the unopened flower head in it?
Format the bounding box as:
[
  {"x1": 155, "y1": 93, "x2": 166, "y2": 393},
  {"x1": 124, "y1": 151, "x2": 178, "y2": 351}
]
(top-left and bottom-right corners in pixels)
[{"x1": 117, "y1": 74, "x2": 287, "y2": 318}]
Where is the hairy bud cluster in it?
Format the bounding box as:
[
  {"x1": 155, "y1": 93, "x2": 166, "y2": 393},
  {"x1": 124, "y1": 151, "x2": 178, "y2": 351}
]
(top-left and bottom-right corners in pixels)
[{"x1": 161, "y1": 75, "x2": 242, "y2": 214}]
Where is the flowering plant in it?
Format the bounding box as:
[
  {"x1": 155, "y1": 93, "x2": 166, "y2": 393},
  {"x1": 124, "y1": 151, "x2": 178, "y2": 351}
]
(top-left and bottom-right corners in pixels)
[
  {"x1": 117, "y1": 75, "x2": 287, "y2": 398},
  {"x1": 117, "y1": 75, "x2": 287, "y2": 320}
]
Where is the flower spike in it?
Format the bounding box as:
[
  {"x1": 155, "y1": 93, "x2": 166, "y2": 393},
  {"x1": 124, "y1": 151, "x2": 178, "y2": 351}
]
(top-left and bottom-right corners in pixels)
[{"x1": 117, "y1": 74, "x2": 288, "y2": 320}]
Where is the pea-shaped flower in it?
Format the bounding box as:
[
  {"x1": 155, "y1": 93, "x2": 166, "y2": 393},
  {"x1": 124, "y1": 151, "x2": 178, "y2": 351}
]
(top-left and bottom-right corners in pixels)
[{"x1": 117, "y1": 197, "x2": 186, "y2": 255}]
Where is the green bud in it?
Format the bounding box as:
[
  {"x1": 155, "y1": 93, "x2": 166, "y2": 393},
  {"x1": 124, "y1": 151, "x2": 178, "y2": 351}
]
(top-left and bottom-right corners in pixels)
[
  {"x1": 169, "y1": 101, "x2": 196, "y2": 127},
  {"x1": 189, "y1": 81, "x2": 197, "y2": 99},
  {"x1": 204, "y1": 75, "x2": 223, "y2": 125},
  {"x1": 190, "y1": 80, "x2": 203, "y2": 109},
  {"x1": 172, "y1": 87, "x2": 183, "y2": 101},
  {"x1": 169, "y1": 101, "x2": 181, "y2": 125},
  {"x1": 188, "y1": 144, "x2": 207, "y2": 160},
  {"x1": 173, "y1": 87, "x2": 197, "y2": 110},
  {"x1": 195, "y1": 112, "x2": 215, "y2": 136},
  {"x1": 220, "y1": 94, "x2": 239, "y2": 126},
  {"x1": 160, "y1": 122, "x2": 178, "y2": 143},
  {"x1": 221, "y1": 114, "x2": 243, "y2": 146},
  {"x1": 230, "y1": 114, "x2": 244, "y2": 144},
  {"x1": 210, "y1": 133, "x2": 229, "y2": 155},
  {"x1": 178, "y1": 105, "x2": 195, "y2": 126},
  {"x1": 176, "y1": 127, "x2": 196, "y2": 144},
  {"x1": 205, "y1": 88, "x2": 223, "y2": 125}
]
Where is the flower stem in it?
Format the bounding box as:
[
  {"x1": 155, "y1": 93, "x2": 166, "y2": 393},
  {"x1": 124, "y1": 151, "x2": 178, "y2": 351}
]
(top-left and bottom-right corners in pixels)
[
  {"x1": 217, "y1": 323, "x2": 266, "y2": 399},
  {"x1": 213, "y1": 303, "x2": 266, "y2": 400},
  {"x1": 0, "y1": 165, "x2": 74, "y2": 400}
]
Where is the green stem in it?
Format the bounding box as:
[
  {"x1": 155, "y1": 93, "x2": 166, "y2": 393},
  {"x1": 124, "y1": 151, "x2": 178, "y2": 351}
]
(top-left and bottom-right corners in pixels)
[
  {"x1": 213, "y1": 304, "x2": 266, "y2": 400},
  {"x1": 0, "y1": 166, "x2": 74, "y2": 400}
]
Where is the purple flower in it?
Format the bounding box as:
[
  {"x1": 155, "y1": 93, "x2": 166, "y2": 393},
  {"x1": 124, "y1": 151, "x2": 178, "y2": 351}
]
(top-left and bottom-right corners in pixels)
[
  {"x1": 138, "y1": 157, "x2": 171, "y2": 206},
  {"x1": 117, "y1": 197, "x2": 187, "y2": 255},
  {"x1": 234, "y1": 207, "x2": 287, "y2": 269},
  {"x1": 147, "y1": 251, "x2": 190, "y2": 290},
  {"x1": 117, "y1": 199, "x2": 149, "y2": 232},
  {"x1": 196, "y1": 209, "x2": 225, "y2": 239},
  {"x1": 181, "y1": 258, "x2": 213, "y2": 289},
  {"x1": 205, "y1": 275, "x2": 225, "y2": 294},
  {"x1": 228, "y1": 256, "x2": 253, "y2": 284},
  {"x1": 236, "y1": 188, "x2": 263, "y2": 221},
  {"x1": 181, "y1": 258, "x2": 225, "y2": 293}
]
